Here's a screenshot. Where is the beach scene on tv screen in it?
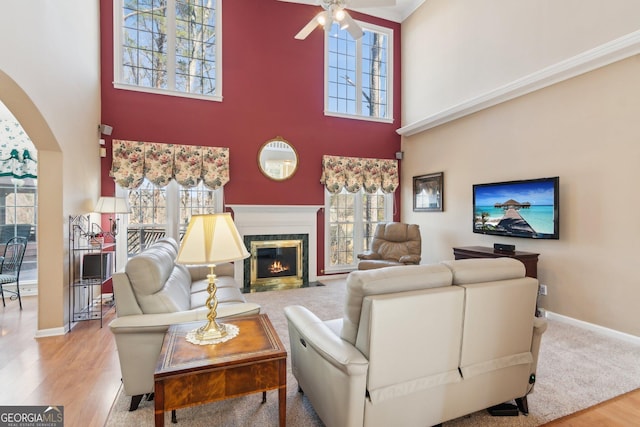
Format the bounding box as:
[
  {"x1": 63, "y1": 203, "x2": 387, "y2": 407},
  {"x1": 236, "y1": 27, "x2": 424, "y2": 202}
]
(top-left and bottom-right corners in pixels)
[{"x1": 474, "y1": 180, "x2": 556, "y2": 237}]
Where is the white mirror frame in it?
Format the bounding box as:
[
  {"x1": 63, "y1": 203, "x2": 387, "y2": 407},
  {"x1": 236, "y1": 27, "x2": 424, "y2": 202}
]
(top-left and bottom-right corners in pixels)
[{"x1": 257, "y1": 136, "x2": 298, "y2": 181}]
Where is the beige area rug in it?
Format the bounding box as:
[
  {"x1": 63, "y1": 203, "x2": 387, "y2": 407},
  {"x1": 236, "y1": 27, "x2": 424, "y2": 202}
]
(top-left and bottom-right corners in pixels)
[{"x1": 105, "y1": 279, "x2": 640, "y2": 426}]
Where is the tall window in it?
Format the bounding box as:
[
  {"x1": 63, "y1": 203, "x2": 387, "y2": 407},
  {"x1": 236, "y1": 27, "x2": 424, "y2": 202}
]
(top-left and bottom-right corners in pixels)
[
  {"x1": 115, "y1": 0, "x2": 222, "y2": 101},
  {"x1": 0, "y1": 178, "x2": 37, "y2": 283},
  {"x1": 325, "y1": 188, "x2": 392, "y2": 273},
  {"x1": 325, "y1": 21, "x2": 393, "y2": 122},
  {"x1": 123, "y1": 178, "x2": 222, "y2": 256}
]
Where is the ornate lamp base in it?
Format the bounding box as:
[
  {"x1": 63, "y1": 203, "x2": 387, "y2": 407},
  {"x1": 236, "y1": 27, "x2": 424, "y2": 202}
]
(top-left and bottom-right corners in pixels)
[
  {"x1": 186, "y1": 322, "x2": 239, "y2": 345},
  {"x1": 185, "y1": 265, "x2": 240, "y2": 345}
]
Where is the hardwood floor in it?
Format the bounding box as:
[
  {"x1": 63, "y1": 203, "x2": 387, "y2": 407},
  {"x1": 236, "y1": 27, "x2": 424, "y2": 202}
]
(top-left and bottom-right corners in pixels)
[
  {"x1": 0, "y1": 295, "x2": 638, "y2": 427},
  {"x1": 0, "y1": 295, "x2": 121, "y2": 427},
  {"x1": 541, "y1": 388, "x2": 640, "y2": 426}
]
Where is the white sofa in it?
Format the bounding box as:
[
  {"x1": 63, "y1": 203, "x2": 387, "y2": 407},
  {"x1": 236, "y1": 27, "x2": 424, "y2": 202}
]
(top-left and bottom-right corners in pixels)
[
  {"x1": 109, "y1": 238, "x2": 260, "y2": 410},
  {"x1": 284, "y1": 257, "x2": 547, "y2": 427}
]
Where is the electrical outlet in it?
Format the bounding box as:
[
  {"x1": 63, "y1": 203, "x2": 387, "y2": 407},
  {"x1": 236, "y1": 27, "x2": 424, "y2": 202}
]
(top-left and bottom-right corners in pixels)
[{"x1": 539, "y1": 284, "x2": 548, "y2": 296}]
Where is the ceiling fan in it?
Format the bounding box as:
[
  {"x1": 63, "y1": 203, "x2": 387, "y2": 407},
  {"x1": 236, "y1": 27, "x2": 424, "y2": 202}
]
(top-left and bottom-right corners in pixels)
[{"x1": 292, "y1": 0, "x2": 396, "y2": 41}]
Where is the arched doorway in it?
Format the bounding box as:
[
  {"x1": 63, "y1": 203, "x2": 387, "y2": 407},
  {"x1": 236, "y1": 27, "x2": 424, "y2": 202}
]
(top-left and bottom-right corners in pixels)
[{"x1": 0, "y1": 69, "x2": 65, "y2": 333}]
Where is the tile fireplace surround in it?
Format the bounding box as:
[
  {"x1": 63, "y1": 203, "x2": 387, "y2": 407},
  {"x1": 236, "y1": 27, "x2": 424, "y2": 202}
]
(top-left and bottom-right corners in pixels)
[{"x1": 227, "y1": 205, "x2": 323, "y2": 288}]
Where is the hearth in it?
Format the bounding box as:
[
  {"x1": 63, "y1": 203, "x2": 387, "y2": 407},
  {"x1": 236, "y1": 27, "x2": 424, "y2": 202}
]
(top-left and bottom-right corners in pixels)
[{"x1": 243, "y1": 234, "x2": 309, "y2": 292}]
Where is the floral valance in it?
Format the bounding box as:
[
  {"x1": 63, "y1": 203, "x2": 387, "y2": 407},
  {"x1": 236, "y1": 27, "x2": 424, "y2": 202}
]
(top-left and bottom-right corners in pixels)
[
  {"x1": 0, "y1": 120, "x2": 37, "y2": 180},
  {"x1": 320, "y1": 155, "x2": 399, "y2": 194},
  {"x1": 110, "y1": 139, "x2": 229, "y2": 190}
]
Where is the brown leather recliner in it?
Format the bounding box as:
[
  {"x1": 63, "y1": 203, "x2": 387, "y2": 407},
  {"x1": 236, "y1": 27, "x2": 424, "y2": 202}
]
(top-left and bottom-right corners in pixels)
[{"x1": 357, "y1": 222, "x2": 422, "y2": 270}]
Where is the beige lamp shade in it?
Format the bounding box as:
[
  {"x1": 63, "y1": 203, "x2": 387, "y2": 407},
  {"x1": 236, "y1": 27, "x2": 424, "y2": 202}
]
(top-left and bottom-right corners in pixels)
[
  {"x1": 95, "y1": 196, "x2": 131, "y2": 214},
  {"x1": 177, "y1": 213, "x2": 249, "y2": 265}
]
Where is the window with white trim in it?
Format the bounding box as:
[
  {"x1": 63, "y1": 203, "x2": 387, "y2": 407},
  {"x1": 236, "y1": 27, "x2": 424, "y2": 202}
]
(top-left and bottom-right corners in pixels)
[
  {"x1": 325, "y1": 21, "x2": 392, "y2": 122},
  {"x1": 115, "y1": 0, "x2": 222, "y2": 101},
  {"x1": 325, "y1": 188, "x2": 393, "y2": 272},
  {"x1": 120, "y1": 178, "x2": 222, "y2": 256}
]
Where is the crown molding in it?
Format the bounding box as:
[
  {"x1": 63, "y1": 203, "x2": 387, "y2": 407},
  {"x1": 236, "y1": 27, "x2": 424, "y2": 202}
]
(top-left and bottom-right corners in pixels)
[{"x1": 397, "y1": 30, "x2": 640, "y2": 137}]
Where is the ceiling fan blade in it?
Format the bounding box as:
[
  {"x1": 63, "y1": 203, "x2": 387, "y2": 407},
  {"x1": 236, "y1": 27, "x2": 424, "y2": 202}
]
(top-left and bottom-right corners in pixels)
[
  {"x1": 341, "y1": 11, "x2": 363, "y2": 40},
  {"x1": 348, "y1": 0, "x2": 395, "y2": 7},
  {"x1": 295, "y1": 11, "x2": 325, "y2": 40}
]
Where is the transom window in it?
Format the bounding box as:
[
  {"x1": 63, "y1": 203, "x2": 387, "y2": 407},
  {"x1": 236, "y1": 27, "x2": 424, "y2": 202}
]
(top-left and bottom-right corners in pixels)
[
  {"x1": 114, "y1": 0, "x2": 222, "y2": 101},
  {"x1": 325, "y1": 21, "x2": 393, "y2": 122},
  {"x1": 325, "y1": 188, "x2": 393, "y2": 272}
]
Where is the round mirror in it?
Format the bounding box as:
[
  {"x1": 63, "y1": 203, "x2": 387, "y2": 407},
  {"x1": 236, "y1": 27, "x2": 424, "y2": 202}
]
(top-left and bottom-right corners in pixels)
[{"x1": 258, "y1": 136, "x2": 298, "y2": 181}]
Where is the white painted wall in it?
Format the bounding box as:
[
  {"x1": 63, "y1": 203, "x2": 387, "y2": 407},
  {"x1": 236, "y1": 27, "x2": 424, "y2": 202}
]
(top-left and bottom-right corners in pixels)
[
  {"x1": 0, "y1": 0, "x2": 101, "y2": 332},
  {"x1": 402, "y1": 0, "x2": 640, "y2": 125},
  {"x1": 401, "y1": 3, "x2": 640, "y2": 336}
]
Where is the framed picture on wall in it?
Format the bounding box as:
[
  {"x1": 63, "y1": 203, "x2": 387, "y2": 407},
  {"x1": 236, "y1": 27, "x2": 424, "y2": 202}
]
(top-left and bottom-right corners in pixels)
[{"x1": 413, "y1": 172, "x2": 444, "y2": 212}]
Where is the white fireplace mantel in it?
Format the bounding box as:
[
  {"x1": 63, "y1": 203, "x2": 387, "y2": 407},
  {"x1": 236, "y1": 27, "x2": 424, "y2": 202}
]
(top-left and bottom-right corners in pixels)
[{"x1": 227, "y1": 205, "x2": 323, "y2": 284}]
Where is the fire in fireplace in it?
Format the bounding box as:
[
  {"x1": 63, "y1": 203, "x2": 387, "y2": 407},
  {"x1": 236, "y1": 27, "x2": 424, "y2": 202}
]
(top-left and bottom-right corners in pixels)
[
  {"x1": 250, "y1": 239, "x2": 303, "y2": 289},
  {"x1": 268, "y1": 260, "x2": 289, "y2": 274}
]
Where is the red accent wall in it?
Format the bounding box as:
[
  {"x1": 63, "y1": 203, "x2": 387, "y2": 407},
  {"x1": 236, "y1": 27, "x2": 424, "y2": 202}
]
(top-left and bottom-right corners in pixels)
[{"x1": 99, "y1": 0, "x2": 402, "y2": 274}]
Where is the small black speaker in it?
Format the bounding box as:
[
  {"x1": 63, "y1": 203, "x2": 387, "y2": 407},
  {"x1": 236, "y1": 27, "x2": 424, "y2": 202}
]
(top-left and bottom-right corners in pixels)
[{"x1": 494, "y1": 243, "x2": 515, "y2": 252}]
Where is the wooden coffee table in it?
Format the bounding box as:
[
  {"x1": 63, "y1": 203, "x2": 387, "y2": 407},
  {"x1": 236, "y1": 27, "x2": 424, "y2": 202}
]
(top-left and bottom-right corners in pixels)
[{"x1": 154, "y1": 314, "x2": 287, "y2": 426}]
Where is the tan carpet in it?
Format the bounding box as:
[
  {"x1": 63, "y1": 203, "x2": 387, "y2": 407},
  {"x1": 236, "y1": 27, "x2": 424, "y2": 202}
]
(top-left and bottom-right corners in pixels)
[{"x1": 105, "y1": 278, "x2": 640, "y2": 426}]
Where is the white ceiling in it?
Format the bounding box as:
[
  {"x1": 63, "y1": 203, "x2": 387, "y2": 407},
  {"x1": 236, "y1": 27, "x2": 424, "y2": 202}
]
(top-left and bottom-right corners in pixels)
[{"x1": 278, "y1": 0, "x2": 426, "y2": 23}]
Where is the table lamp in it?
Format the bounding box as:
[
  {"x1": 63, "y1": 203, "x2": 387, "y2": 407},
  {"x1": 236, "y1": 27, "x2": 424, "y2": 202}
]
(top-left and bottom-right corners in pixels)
[
  {"x1": 95, "y1": 196, "x2": 131, "y2": 236},
  {"x1": 176, "y1": 213, "x2": 249, "y2": 345}
]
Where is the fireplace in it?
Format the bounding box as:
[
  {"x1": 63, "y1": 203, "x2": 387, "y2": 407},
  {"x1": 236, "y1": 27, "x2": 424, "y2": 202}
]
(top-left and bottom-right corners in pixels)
[
  {"x1": 243, "y1": 234, "x2": 308, "y2": 292},
  {"x1": 229, "y1": 205, "x2": 322, "y2": 289}
]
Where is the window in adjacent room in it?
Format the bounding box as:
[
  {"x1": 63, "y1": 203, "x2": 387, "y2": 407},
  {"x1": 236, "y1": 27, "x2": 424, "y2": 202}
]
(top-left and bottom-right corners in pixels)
[
  {"x1": 121, "y1": 178, "x2": 222, "y2": 256},
  {"x1": 325, "y1": 188, "x2": 393, "y2": 273},
  {"x1": 0, "y1": 178, "x2": 37, "y2": 284},
  {"x1": 114, "y1": 0, "x2": 222, "y2": 101},
  {"x1": 325, "y1": 21, "x2": 393, "y2": 122}
]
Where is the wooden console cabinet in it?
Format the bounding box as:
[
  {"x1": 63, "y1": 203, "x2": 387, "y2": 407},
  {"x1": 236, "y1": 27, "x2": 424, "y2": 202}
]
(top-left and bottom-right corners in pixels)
[{"x1": 453, "y1": 246, "x2": 539, "y2": 278}]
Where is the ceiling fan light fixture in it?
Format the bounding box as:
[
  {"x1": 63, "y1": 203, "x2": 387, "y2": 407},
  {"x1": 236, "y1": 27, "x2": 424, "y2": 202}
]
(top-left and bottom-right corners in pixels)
[
  {"x1": 294, "y1": 0, "x2": 374, "y2": 41},
  {"x1": 322, "y1": 11, "x2": 334, "y2": 31}
]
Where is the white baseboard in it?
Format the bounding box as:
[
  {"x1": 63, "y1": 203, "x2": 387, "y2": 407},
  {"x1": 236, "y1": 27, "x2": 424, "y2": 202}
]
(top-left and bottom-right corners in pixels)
[
  {"x1": 545, "y1": 310, "x2": 640, "y2": 346},
  {"x1": 317, "y1": 273, "x2": 349, "y2": 282},
  {"x1": 35, "y1": 326, "x2": 67, "y2": 338}
]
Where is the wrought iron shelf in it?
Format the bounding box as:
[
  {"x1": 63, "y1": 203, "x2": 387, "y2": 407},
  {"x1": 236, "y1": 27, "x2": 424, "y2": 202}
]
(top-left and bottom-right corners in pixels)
[{"x1": 68, "y1": 215, "x2": 115, "y2": 330}]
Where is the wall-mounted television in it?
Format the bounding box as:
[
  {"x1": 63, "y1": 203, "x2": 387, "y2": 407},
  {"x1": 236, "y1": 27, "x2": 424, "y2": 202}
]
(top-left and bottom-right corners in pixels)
[{"x1": 473, "y1": 177, "x2": 559, "y2": 240}]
